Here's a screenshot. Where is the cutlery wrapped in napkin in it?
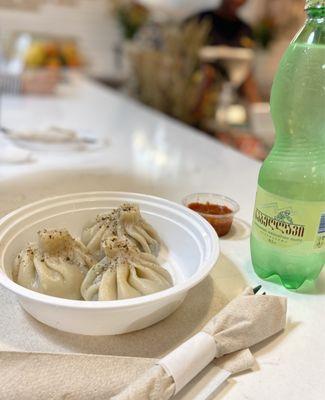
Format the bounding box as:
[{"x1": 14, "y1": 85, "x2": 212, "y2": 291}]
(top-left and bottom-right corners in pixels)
[
  {"x1": 0, "y1": 349, "x2": 255, "y2": 400},
  {"x1": 113, "y1": 287, "x2": 287, "y2": 400},
  {"x1": 0, "y1": 288, "x2": 286, "y2": 400}
]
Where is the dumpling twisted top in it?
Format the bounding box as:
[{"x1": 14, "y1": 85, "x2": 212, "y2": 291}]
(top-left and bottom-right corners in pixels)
[
  {"x1": 13, "y1": 229, "x2": 96, "y2": 300},
  {"x1": 82, "y1": 203, "x2": 161, "y2": 259},
  {"x1": 81, "y1": 236, "x2": 172, "y2": 301}
]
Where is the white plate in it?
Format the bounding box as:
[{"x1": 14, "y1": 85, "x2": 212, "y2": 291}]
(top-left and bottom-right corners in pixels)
[
  {"x1": 0, "y1": 192, "x2": 219, "y2": 335},
  {"x1": 1, "y1": 129, "x2": 103, "y2": 152}
]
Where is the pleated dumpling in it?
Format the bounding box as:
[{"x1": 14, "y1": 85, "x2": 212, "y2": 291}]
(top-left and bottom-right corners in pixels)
[
  {"x1": 81, "y1": 236, "x2": 172, "y2": 301},
  {"x1": 13, "y1": 229, "x2": 96, "y2": 300},
  {"x1": 81, "y1": 203, "x2": 161, "y2": 259},
  {"x1": 118, "y1": 203, "x2": 161, "y2": 255},
  {"x1": 81, "y1": 212, "x2": 115, "y2": 260}
]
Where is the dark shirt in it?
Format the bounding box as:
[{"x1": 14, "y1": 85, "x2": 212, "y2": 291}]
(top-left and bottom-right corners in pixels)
[{"x1": 191, "y1": 10, "x2": 254, "y2": 48}]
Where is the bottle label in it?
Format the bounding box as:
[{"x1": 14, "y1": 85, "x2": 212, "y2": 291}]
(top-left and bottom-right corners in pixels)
[{"x1": 252, "y1": 186, "x2": 325, "y2": 253}]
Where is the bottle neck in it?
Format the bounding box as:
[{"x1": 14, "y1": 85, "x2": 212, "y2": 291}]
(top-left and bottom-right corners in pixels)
[{"x1": 294, "y1": 5, "x2": 325, "y2": 45}]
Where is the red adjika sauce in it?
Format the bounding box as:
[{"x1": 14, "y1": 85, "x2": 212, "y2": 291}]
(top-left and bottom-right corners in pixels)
[{"x1": 188, "y1": 202, "x2": 233, "y2": 237}]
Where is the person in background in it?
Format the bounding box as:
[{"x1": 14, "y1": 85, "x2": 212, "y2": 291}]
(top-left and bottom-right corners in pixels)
[
  {"x1": 190, "y1": 0, "x2": 262, "y2": 103},
  {"x1": 194, "y1": 0, "x2": 254, "y2": 48}
]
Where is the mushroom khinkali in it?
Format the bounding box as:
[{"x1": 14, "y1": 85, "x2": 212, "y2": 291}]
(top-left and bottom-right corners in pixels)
[
  {"x1": 81, "y1": 236, "x2": 172, "y2": 301},
  {"x1": 82, "y1": 203, "x2": 161, "y2": 259},
  {"x1": 13, "y1": 229, "x2": 96, "y2": 299}
]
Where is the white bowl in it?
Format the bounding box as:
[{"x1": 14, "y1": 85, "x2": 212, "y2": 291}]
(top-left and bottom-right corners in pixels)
[{"x1": 0, "y1": 192, "x2": 219, "y2": 335}]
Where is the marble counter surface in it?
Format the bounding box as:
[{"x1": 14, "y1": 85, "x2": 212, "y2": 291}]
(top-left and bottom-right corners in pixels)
[{"x1": 0, "y1": 75, "x2": 324, "y2": 400}]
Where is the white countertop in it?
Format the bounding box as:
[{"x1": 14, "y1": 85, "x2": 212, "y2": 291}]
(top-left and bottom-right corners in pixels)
[{"x1": 0, "y1": 76, "x2": 324, "y2": 400}]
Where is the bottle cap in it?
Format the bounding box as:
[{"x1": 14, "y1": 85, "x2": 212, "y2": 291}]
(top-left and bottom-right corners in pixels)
[{"x1": 306, "y1": 0, "x2": 325, "y2": 9}]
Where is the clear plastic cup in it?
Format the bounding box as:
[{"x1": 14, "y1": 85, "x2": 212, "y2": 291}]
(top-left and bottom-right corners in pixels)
[{"x1": 182, "y1": 193, "x2": 240, "y2": 237}]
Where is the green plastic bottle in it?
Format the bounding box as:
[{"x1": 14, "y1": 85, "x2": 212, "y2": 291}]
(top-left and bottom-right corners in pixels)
[{"x1": 251, "y1": 0, "x2": 325, "y2": 289}]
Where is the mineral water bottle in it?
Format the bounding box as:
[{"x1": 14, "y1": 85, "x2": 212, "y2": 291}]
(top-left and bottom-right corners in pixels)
[{"x1": 251, "y1": 0, "x2": 325, "y2": 289}]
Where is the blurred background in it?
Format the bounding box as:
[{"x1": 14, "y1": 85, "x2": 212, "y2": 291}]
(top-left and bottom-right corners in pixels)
[{"x1": 0, "y1": 0, "x2": 306, "y2": 160}]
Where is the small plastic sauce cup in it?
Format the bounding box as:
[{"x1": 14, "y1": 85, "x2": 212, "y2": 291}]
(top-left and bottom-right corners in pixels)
[{"x1": 182, "y1": 193, "x2": 240, "y2": 237}]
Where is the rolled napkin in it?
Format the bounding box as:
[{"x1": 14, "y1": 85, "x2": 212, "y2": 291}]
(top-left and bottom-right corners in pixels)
[
  {"x1": 113, "y1": 287, "x2": 287, "y2": 400},
  {"x1": 190, "y1": 349, "x2": 256, "y2": 400},
  {"x1": 0, "y1": 350, "x2": 253, "y2": 400},
  {"x1": 0, "y1": 352, "x2": 154, "y2": 400},
  {"x1": 215, "y1": 349, "x2": 256, "y2": 375}
]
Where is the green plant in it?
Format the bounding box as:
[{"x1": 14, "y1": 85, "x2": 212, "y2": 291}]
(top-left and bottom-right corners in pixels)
[
  {"x1": 112, "y1": 0, "x2": 149, "y2": 40},
  {"x1": 129, "y1": 20, "x2": 219, "y2": 126}
]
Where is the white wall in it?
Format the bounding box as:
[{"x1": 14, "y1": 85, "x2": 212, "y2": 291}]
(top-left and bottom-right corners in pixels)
[{"x1": 0, "y1": 0, "x2": 120, "y2": 79}]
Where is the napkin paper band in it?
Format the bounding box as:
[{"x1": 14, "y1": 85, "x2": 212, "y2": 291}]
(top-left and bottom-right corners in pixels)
[{"x1": 158, "y1": 332, "x2": 216, "y2": 394}]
